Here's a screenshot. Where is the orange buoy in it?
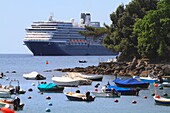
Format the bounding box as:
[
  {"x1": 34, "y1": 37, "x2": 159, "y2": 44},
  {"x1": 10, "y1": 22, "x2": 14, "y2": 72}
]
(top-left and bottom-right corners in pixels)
[
  {"x1": 144, "y1": 96, "x2": 147, "y2": 99},
  {"x1": 132, "y1": 100, "x2": 137, "y2": 104},
  {"x1": 46, "y1": 61, "x2": 48, "y2": 64},
  {"x1": 28, "y1": 96, "x2": 32, "y2": 99},
  {"x1": 1, "y1": 107, "x2": 15, "y2": 113},
  {"x1": 114, "y1": 99, "x2": 119, "y2": 102},
  {"x1": 46, "y1": 96, "x2": 51, "y2": 100},
  {"x1": 155, "y1": 95, "x2": 160, "y2": 98},
  {"x1": 154, "y1": 83, "x2": 158, "y2": 87}
]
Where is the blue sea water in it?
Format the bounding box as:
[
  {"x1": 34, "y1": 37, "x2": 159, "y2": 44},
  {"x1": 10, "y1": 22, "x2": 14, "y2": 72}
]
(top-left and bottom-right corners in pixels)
[{"x1": 0, "y1": 54, "x2": 170, "y2": 113}]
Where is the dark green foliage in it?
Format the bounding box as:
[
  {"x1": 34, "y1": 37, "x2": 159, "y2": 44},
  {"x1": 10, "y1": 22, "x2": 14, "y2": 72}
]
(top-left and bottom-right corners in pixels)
[
  {"x1": 103, "y1": 0, "x2": 158, "y2": 61},
  {"x1": 79, "y1": 0, "x2": 169, "y2": 62},
  {"x1": 79, "y1": 26, "x2": 107, "y2": 40},
  {"x1": 134, "y1": 0, "x2": 170, "y2": 62}
]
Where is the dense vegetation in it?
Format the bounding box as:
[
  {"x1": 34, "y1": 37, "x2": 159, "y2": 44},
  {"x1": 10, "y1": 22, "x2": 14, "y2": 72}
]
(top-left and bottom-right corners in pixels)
[
  {"x1": 133, "y1": 0, "x2": 170, "y2": 62},
  {"x1": 80, "y1": 0, "x2": 170, "y2": 62}
]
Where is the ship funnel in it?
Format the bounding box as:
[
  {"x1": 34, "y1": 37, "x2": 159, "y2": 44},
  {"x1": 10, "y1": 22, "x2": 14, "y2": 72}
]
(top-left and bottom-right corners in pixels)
[
  {"x1": 85, "y1": 13, "x2": 91, "y2": 25},
  {"x1": 80, "y1": 13, "x2": 86, "y2": 24},
  {"x1": 70, "y1": 18, "x2": 75, "y2": 23},
  {"x1": 49, "y1": 13, "x2": 54, "y2": 21}
]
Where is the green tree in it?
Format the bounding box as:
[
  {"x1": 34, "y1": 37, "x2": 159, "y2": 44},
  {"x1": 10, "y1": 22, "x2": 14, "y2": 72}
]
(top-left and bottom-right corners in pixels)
[
  {"x1": 103, "y1": 0, "x2": 158, "y2": 61},
  {"x1": 134, "y1": 0, "x2": 170, "y2": 62},
  {"x1": 79, "y1": 26, "x2": 107, "y2": 40}
]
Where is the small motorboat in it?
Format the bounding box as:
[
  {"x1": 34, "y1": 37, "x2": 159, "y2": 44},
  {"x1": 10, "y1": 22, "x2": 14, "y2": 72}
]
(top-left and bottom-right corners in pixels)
[
  {"x1": 1, "y1": 79, "x2": 26, "y2": 95},
  {"x1": 91, "y1": 87, "x2": 121, "y2": 98},
  {"x1": 113, "y1": 78, "x2": 150, "y2": 89},
  {"x1": 153, "y1": 95, "x2": 170, "y2": 105},
  {"x1": 64, "y1": 73, "x2": 92, "y2": 85},
  {"x1": 107, "y1": 84, "x2": 140, "y2": 96},
  {"x1": 64, "y1": 91, "x2": 95, "y2": 102},
  {"x1": 133, "y1": 75, "x2": 157, "y2": 83},
  {"x1": 37, "y1": 83, "x2": 64, "y2": 93},
  {"x1": 0, "y1": 90, "x2": 11, "y2": 98},
  {"x1": 23, "y1": 71, "x2": 46, "y2": 80},
  {"x1": 79, "y1": 60, "x2": 87, "y2": 63},
  {"x1": 67, "y1": 72, "x2": 103, "y2": 81},
  {"x1": 161, "y1": 82, "x2": 170, "y2": 87},
  {"x1": 0, "y1": 97, "x2": 24, "y2": 110},
  {"x1": 52, "y1": 76, "x2": 79, "y2": 87}
]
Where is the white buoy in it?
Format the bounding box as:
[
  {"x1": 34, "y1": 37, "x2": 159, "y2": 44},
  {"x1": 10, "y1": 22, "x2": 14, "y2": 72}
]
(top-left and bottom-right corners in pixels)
[
  {"x1": 48, "y1": 102, "x2": 52, "y2": 106},
  {"x1": 32, "y1": 83, "x2": 35, "y2": 86},
  {"x1": 6, "y1": 77, "x2": 9, "y2": 80},
  {"x1": 45, "y1": 108, "x2": 51, "y2": 112}
]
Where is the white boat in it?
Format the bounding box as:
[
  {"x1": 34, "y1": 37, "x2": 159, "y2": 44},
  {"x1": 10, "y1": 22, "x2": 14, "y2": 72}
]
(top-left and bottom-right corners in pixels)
[
  {"x1": 71, "y1": 77, "x2": 92, "y2": 85},
  {"x1": 0, "y1": 98, "x2": 25, "y2": 110},
  {"x1": 23, "y1": 71, "x2": 46, "y2": 80},
  {"x1": 66, "y1": 72, "x2": 103, "y2": 81},
  {"x1": 91, "y1": 86, "x2": 121, "y2": 98},
  {"x1": 91, "y1": 91, "x2": 120, "y2": 98},
  {"x1": 64, "y1": 73, "x2": 92, "y2": 85},
  {"x1": 64, "y1": 91, "x2": 95, "y2": 102},
  {"x1": 0, "y1": 88, "x2": 11, "y2": 98},
  {"x1": 52, "y1": 76, "x2": 79, "y2": 87},
  {"x1": 153, "y1": 95, "x2": 170, "y2": 105},
  {"x1": 162, "y1": 82, "x2": 170, "y2": 87},
  {"x1": 133, "y1": 75, "x2": 157, "y2": 83}
]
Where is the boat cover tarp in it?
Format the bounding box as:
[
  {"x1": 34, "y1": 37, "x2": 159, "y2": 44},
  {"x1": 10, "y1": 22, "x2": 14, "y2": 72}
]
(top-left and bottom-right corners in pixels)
[
  {"x1": 107, "y1": 85, "x2": 132, "y2": 92},
  {"x1": 38, "y1": 83, "x2": 57, "y2": 89},
  {"x1": 23, "y1": 71, "x2": 39, "y2": 78},
  {"x1": 113, "y1": 78, "x2": 145, "y2": 85}
]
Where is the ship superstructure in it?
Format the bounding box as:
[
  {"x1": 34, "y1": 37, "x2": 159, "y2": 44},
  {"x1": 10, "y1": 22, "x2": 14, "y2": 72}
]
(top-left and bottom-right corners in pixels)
[{"x1": 23, "y1": 13, "x2": 117, "y2": 56}]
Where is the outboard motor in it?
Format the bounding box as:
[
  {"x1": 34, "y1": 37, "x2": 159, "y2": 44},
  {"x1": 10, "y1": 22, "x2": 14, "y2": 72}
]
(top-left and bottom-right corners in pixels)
[
  {"x1": 86, "y1": 91, "x2": 90, "y2": 98},
  {"x1": 9, "y1": 88, "x2": 15, "y2": 94},
  {"x1": 76, "y1": 90, "x2": 80, "y2": 93},
  {"x1": 15, "y1": 86, "x2": 20, "y2": 94},
  {"x1": 13, "y1": 97, "x2": 20, "y2": 110},
  {"x1": 135, "y1": 87, "x2": 140, "y2": 96}
]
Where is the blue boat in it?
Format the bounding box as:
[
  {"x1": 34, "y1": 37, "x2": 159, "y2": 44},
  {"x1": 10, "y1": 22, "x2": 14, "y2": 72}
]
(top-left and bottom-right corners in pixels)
[
  {"x1": 37, "y1": 83, "x2": 64, "y2": 93},
  {"x1": 113, "y1": 78, "x2": 150, "y2": 89},
  {"x1": 107, "y1": 84, "x2": 140, "y2": 96}
]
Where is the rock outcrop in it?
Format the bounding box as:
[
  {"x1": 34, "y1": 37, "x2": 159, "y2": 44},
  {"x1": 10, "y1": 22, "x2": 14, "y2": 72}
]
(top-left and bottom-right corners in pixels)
[{"x1": 54, "y1": 59, "x2": 170, "y2": 77}]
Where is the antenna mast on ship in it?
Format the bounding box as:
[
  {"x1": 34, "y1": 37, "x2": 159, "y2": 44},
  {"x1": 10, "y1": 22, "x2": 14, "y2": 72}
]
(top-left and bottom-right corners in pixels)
[{"x1": 49, "y1": 13, "x2": 54, "y2": 21}]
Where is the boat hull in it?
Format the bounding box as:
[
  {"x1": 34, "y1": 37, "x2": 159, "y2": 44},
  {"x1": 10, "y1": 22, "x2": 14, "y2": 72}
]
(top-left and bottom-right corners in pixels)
[
  {"x1": 38, "y1": 86, "x2": 64, "y2": 93},
  {"x1": 24, "y1": 41, "x2": 118, "y2": 56},
  {"x1": 91, "y1": 91, "x2": 120, "y2": 98},
  {"x1": 113, "y1": 78, "x2": 150, "y2": 89},
  {"x1": 104, "y1": 85, "x2": 140, "y2": 96},
  {"x1": 114, "y1": 83, "x2": 149, "y2": 89},
  {"x1": 154, "y1": 96, "x2": 170, "y2": 105},
  {"x1": 0, "y1": 92, "x2": 11, "y2": 98},
  {"x1": 65, "y1": 92, "x2": 95, "y2": 102}
]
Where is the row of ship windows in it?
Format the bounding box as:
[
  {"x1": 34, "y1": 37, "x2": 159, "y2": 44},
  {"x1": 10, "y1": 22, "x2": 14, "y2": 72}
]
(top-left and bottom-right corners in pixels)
[{"x1": 30, "y1": 26, "x2": 84, "y2": 30}]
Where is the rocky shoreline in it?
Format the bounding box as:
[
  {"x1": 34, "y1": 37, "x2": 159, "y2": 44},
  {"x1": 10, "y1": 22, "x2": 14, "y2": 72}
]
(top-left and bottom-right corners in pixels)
[{"x1": 55, "y1": 59, "x2": 170, "y2": 78}]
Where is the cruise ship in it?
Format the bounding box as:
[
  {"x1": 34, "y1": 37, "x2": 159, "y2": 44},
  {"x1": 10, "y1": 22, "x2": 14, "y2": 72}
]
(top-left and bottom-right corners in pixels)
[{"x1": 23, "y1": 13, "x2": 118, "y2": 56}]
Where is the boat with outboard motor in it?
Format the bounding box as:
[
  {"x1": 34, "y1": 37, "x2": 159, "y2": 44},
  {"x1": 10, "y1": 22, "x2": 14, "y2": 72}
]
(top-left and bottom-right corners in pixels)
[
  {"x1": 64, "y1": 90, "x2": 95, "y2": 102},
  {"x1": 153, "y1": 95, "x2": 170, "y2": 105}
]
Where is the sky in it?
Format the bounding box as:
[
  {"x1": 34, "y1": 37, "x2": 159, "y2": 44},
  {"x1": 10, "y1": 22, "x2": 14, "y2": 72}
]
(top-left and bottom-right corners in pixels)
[{"x1": 0, "y1": 0, "x2": 131, "y2": 54}]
